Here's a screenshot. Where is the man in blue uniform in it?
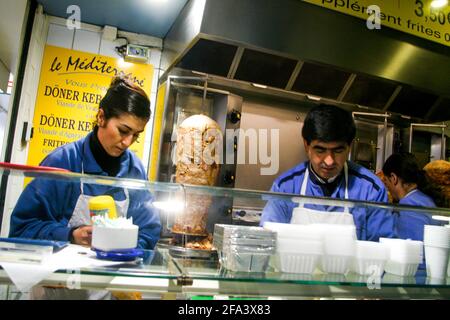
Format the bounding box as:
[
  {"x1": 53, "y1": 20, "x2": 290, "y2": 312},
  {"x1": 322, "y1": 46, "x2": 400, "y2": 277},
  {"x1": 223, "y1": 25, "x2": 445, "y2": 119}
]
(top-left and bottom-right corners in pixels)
[
  {"x1": 260, "y1": 104, "x2": 395, "y2": 241},
  {"x1": 382, "y1": 153, "x2": 443, "y2": 242}
]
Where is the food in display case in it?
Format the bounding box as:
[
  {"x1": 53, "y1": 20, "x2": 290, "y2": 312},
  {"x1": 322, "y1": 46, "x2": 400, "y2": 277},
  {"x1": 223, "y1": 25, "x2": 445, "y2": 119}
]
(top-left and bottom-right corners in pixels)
[
  {"x1": 423, "y1": 160, "x2": 450, "y2": 186},
  {"x1": 172, "y1": 114, "x2": 222, "y2": 235},
  {"x1": 424, "y1": 160, "x2": 450, "y2": 205}
]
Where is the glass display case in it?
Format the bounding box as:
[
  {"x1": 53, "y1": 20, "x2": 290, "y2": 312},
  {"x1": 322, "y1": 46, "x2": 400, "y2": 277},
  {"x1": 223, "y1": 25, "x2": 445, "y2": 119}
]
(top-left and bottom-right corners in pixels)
[{"x1": 0, "y1": 165, "x2": 449, "y2": 299}]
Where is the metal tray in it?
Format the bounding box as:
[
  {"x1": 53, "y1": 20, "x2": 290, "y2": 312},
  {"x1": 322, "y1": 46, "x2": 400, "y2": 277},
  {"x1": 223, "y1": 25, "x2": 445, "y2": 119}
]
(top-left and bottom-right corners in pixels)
[
  {"x1": 168, "y1": 246, "x2": 217, "y2": 259},
  {"x1": 156, "y1": 238, "x2": 217, "y2": 259}
]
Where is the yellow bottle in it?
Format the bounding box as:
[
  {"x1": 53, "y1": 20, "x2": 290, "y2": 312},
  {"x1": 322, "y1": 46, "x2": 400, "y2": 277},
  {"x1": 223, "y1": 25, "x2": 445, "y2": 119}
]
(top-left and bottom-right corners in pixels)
[{"x1": 89, "y1": 195, "x2": 117, "y2": 222}]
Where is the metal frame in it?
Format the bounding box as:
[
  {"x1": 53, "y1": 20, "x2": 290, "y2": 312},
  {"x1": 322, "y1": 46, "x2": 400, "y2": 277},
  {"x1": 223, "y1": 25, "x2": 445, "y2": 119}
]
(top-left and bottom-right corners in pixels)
[
  {"x1": 409, "y1": 123, "x2": 447, "y2": 160},
  {"x1": 351, "y1": 112, "x2": 390, "y2": 165}
]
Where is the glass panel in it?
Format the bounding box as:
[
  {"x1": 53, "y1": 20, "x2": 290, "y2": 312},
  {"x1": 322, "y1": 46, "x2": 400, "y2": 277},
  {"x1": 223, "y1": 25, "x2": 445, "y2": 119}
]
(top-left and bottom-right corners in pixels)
[{"x1": 1, "y1": 166, "x2": 449, "y2": 298}]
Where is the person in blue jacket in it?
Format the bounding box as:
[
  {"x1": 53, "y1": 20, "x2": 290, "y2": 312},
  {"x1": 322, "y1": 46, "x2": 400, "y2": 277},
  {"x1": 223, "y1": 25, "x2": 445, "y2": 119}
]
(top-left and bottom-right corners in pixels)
[
  {"x1": 260, "y1": 104, "x2": 395, "y2": 241},
  {"x1": 382, "y1": 152, "x2": 444, "y2": 241},
  {"x1": 9, "y1": 76, "x2": 161, "y2": 250}
]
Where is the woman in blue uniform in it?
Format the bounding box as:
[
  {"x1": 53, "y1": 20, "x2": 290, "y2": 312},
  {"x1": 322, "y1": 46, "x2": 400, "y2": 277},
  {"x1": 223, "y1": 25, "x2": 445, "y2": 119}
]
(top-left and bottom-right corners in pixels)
[
  {"x1": 382, "y1": 153, "x2": 443, "y2": 241},
  {"x1": 9, "y1": 76, "x2": 161, "y2": 249}
]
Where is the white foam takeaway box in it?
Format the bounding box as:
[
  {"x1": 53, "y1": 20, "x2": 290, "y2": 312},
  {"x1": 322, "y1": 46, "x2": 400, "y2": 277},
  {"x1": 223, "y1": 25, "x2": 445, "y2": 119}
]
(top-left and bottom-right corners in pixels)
[
  {"x1": 351, "y1": 241, "x2": 388, "y2": 276},
  {"x1": 275, "y1": 238, "x2": 323, "y2": 274},
  {"x1": 380, "y1": 238, "x2": 423, "y2": 277},
  {"x1": 92, "y1": 224, "x2": 138, "y2": 251}
]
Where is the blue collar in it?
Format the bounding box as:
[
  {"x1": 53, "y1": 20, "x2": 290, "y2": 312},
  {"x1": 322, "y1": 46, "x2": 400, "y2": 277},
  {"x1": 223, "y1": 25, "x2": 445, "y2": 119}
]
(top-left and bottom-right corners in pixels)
[
  {"x1": 81, "y1": 131, "x2": 130, "y2": 177},
  {"x1": 308, "y1": 162, "x2": 344, "y2": 186}
]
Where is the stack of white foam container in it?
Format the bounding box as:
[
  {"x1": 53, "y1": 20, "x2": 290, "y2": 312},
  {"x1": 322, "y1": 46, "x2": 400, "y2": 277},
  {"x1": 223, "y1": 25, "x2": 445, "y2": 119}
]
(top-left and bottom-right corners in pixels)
[
  {"x1": 351, "y1": 241, "x2": 389, "y2": 275},
  {"x1": 380, "y1": 238, "x2": 423, "y2": 276},
  {"x1": 263, "y1": 222, "x2": 323, "y2": 274},
  {"x1": 318, "y1": 224, "x2": 356, "y2": 274}
]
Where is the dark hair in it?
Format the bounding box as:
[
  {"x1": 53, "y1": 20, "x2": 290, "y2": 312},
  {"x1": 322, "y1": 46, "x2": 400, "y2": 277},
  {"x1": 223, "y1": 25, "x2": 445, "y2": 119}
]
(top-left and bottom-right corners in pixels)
[
  {"x1": 99, "y1": 76, "x2": 151, "y2": 121},
  {"x1": 383, "y1": 153, "x2": 446, "y2": 207},
  {"x1": 302, "y1": 104, "x2": 356, "y2": 145}
]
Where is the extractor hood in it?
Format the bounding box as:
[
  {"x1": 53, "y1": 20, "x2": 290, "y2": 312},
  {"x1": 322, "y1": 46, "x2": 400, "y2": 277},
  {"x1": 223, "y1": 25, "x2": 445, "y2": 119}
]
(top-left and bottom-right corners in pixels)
[{"x1": 162, "y1": 0, "x2": 450, "y2": 122}]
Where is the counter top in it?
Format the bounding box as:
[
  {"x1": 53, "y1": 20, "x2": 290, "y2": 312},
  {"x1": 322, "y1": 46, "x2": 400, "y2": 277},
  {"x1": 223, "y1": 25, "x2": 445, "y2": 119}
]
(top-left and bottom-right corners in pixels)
[{"x1": 0, "y1": 245, "x2": 449, "y2": 299}]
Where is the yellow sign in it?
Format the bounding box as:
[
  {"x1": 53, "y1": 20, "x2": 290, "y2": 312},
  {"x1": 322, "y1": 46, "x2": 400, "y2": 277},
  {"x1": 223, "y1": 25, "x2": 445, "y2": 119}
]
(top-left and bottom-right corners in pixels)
[
  {"x1": 303, "y1": 0, "x2": 450, "y2": 47},
  {"x1": 148, "y1": 82, "x2": 166, "y2": 182},
  {"x1": 27, "y1": 45, "x2": 154, "y2": 167}
]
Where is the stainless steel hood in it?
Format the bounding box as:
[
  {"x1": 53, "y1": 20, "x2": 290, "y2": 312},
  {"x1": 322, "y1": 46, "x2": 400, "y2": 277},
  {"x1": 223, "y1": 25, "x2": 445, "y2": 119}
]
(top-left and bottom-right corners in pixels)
[{"x1": 162, "y1": 0, "x2": 450, "y2": 122}]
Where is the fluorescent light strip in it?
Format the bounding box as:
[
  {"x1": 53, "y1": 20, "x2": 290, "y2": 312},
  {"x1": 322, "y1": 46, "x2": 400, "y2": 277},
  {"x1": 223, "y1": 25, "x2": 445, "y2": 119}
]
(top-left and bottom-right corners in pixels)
[{"x1": 431, "y1": 0, "x2": 448, "y2": 8}]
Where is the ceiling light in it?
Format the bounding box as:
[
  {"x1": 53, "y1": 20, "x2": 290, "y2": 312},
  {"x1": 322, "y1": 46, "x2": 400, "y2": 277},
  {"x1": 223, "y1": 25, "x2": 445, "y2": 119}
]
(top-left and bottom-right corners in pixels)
[
  {"x1": 192, "y1": 70, "x2": 207, "y2": 76},
  {"x1": 430, "y1": 0, "x2": 448, "y2": 8},
  {"x1": 432, "y1": 215, "x2": 450, "y2": 222},
  {"x1": 306, "y1": 94, "x2": 321, "y2": 101},
  {"x1": 252, "y1": 83, "x2": 267, "y2": 89},
  {"x1": 152, "y1": 200, "x2": 184, "y2": 213}
]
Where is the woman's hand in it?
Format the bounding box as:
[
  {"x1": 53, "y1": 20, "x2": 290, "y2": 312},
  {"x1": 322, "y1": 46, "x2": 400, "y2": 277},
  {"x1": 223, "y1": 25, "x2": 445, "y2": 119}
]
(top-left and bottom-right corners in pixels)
[{"x1": 71, "y1": 225, "x2": 93, "y2": 246}]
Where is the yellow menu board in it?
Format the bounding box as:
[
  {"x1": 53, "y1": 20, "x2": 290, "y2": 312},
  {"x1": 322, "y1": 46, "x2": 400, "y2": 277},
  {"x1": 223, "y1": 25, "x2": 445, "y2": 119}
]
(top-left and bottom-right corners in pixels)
[
  {"x1": 303, "y1": 0, "x2": 450, "y2": 47},
  {"x1": 27, "y1": 45, "x2": 154, "y2": 166}
]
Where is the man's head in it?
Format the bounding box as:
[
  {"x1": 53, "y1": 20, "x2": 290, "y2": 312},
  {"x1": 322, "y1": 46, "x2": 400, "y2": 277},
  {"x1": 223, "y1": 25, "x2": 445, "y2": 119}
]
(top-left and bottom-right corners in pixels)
[{"x1": 302, "y1": 104, "x2": 356, "y2": 181}]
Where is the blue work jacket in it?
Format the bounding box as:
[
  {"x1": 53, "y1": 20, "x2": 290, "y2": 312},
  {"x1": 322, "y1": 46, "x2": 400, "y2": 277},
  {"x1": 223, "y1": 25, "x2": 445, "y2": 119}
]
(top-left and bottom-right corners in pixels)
[
  {"x1": 260, "y1": 161, "x2": 395, "y2": 241},
  {"x1": 9, "y1": 132, "x2": 161, "y2": 249},
  {"x1": 396, "y1": 189, "x2": 442, "y2": 241}
]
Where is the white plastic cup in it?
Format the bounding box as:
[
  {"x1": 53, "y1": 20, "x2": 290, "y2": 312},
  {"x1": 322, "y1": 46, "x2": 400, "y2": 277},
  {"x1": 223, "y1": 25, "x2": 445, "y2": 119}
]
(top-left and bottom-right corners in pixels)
[
  {"x1": 447, "y1": 257, "x2": 450, "y2": 277},
  {"x1": 425, "y1": 245, "x2": 450, "y2": 279},
  {"x1": 423, "y1": 225, "x2": 450, "y2": 248}
]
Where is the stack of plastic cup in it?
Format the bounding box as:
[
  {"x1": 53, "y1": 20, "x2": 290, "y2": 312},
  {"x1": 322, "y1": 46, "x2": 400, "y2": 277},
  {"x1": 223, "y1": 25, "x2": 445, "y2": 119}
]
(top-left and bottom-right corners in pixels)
[
  {"x1": 447, "y1": 225, "x2": 450, "y2": 277},
  {"x1": 423, "y1": 225, "x2": 450, "y2": 279}
]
